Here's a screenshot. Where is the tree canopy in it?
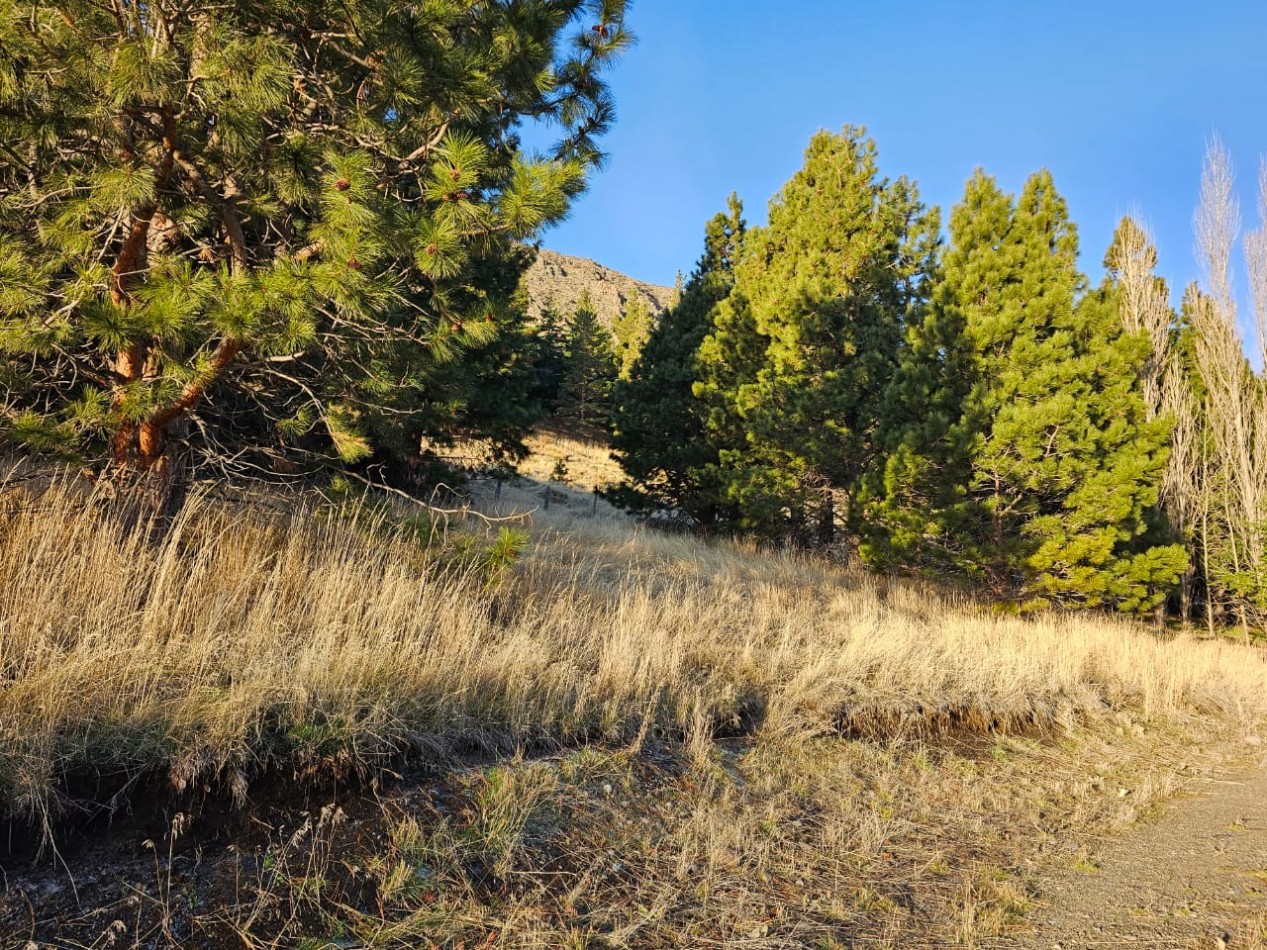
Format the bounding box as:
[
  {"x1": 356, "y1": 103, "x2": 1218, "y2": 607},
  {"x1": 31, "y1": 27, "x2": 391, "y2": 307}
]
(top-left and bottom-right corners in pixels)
[{"x1": 0, "y1": 0, "x2": 631, "y2": 490}]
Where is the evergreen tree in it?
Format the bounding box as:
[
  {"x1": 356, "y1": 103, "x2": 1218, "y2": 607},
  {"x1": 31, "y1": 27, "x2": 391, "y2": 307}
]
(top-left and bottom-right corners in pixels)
[
  {"x1": 695, "y1": 128, "x2": 939, "y2": 540},
  {"x1": 399, "y1": 247, "x2": 544, "y2": 464},
  {"x1": 611, "y1": 195, "x2": 745, "y2": 522},
  {"x1": 529, "y1": 296, "x2": 570, "y2": 409},
  {"x1": 861, "y1": 171, "x2": 1007, "y2": 571},
  {"x1": 612, "y1": 295, "x2": 652, "y2": 379},
  {"x1": 555, "y1": 291, "x2": 617, "y2": 433},
  {"x1": 693, "y1": 284, "x2": 771, "y2": 525},
  {"x1": 0, "y1": 0, "x2": 632, "y2": 496},
  {"x1": 864, "y1": 170, "x2": 1186, "y2": 611}
]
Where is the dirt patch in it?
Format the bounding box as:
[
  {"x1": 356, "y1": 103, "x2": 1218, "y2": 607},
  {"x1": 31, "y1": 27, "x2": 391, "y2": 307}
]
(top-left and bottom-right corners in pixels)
[{"x1": 1005, "y1": 742, "x2": 1267, "y2": 949}]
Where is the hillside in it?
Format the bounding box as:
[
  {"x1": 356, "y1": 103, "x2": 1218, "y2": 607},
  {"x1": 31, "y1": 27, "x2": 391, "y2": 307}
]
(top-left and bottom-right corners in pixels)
[
  {"x1": 521, "y1": 247, "x2": 677, "y2": 326},
  {"x1": 3, "y1": 465, "x2": 1267, "y2": 947}
]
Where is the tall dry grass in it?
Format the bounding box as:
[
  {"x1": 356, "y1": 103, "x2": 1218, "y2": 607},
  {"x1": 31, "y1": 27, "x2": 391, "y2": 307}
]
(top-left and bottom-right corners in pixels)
[{"x1": 1, "y1": 475, "x2": 1265, "y2": 833}]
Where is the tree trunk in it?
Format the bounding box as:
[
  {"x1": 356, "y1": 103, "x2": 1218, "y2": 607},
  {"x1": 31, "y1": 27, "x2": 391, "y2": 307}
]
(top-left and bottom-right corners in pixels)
[
  {"x1": 817, "y1": 486, "x2": 835, "y2": 546},
  {"x1": 110, "y1": 415, "x2": 187, "y2": 522},
  {"x1": 108, "y1": 335, "x2": 240, "y2": 518}
]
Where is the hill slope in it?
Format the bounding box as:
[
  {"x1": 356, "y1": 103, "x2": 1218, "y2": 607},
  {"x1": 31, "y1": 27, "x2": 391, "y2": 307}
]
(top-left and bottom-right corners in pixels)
[
  {"x1": 521, "y1": 248, "x2": 676, "y2": 326},
  {"x1": 3, "y1": 476, "x2": 1267, "y2": 947}
]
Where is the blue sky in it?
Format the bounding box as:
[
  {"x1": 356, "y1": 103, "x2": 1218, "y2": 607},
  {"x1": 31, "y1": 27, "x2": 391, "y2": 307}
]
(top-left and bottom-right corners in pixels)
[{"x1": 538, "y1": 0, "x2": 1267, "y2": 336}]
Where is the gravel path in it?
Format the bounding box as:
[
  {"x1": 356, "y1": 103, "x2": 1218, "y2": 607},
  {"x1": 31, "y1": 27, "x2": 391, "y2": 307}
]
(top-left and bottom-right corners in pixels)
[{"x1": 1006, "y1": 748, "x2": 1267, "y2": 949}]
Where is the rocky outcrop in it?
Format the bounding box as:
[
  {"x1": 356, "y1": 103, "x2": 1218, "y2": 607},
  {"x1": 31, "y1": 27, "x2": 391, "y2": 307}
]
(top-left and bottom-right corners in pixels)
[{"x1": 521, "y1": 248, "x2": 676, "y2": 327}]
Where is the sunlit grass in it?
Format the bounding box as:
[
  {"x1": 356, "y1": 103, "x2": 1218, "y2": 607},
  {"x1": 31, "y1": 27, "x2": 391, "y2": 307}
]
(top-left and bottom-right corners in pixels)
[{"x1": 1, "y1": 468, "x2": 1264, "y2": 839}]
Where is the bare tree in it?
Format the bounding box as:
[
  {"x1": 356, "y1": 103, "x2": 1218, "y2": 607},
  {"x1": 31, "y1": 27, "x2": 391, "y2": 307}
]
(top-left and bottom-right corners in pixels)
[
  {"x1": 1159, "y1": 293, "x2": 1207, "y2": 627},
  {"x1": 1190, "y1": 141, "x2": 1267, "y2": 629},
  {"x1": 1111, "y1": 216, "x2": 1172, "y2": 416}
]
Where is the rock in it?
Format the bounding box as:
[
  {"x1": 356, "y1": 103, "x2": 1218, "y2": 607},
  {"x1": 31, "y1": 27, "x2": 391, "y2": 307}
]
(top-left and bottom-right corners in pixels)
[{"x1": 521, "y1": 248, "x2": 675, "y2": 329}]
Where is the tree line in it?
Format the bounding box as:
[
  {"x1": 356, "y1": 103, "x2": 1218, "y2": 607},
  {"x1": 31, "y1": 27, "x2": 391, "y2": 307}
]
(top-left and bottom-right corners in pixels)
[
  {"x1": 611, "y1": 128, "x2": 1267, "y2": 627},
  {"x1": 0, "y1": 0, "x2": 1262, "y2": 625}
]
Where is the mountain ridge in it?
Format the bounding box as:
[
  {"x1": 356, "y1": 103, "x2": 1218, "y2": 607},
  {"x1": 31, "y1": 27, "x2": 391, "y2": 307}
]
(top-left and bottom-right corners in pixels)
[{"x1": 521, "y1": 248, "x2": 677, "y2": 327}]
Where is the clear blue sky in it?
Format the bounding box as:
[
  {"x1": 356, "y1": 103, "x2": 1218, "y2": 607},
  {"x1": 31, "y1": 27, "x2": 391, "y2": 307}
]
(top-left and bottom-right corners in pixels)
[{"x1": 539, "y1": 0, "x2": 1267, "y2": 326}]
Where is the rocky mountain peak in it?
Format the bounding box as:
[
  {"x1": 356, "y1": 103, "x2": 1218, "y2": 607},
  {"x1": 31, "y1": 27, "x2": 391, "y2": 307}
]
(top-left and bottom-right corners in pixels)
[{"x1": 521, "y1": 248, "x2": 676, "y2": 328}]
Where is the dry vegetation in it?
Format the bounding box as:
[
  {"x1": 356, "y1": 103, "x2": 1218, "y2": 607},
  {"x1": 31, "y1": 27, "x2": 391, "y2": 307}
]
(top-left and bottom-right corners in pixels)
[{"x1": 2, "y1": 449, "x2": 1267, "y2": 947}]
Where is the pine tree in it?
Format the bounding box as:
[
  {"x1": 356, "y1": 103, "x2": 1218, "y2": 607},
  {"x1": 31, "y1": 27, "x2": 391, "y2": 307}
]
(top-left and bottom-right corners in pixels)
[
  {"x1": 1036, "y1": 237, "x2": 1187, "y2": 612},
  {"x1": 863, "y1": 171, "x2": 1018, "y2": 572},
  {"x1": 0, "y1": 0, "x2": 632, "y2": 498},
  {"x1": 612, "y1": 295, "x2": 652, "y2": 379},
  {"x1": 692, "y1": 284, "x2": 772, "y2": 526},
  {"x1": 611, "y1": 195, "x2": 745, "y2": 522},
  {"x1": 555, "y1": 291, "x2": 617, "y2": 433},
  {"x1": 392, "y1": 246, "x2": 544, "y2": 466},
  {"x1": 695, "y1": 128, "x2": 939, "y2": 540},
  {"x1": 529, "y1": 296, "x2": 570, "y2": 409},
  {"x1": 864, "y1": 170, "x2": 1186, "y2": 611}
]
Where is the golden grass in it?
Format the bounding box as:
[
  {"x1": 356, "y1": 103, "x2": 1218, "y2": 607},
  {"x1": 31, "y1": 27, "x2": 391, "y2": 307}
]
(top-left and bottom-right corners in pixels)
[
  {"x1": 1, "y1": 471, "x2": 1265, "y2": 840},
  {"x1": 515, "y1": 422, "x2": 626, "y2": 493}
]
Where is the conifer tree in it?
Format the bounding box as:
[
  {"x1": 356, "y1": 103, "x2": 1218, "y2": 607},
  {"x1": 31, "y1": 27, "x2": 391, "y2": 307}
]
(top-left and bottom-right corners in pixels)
[
  {"x1": 529, "y1": 297, "x2": 570, "y2": 409},
  {"x1": 555, "y1": 291, "x2": 617, "y2": 433},
  {"x1": 864, "y1": 170, "x2": 1186, "y2": 611},
  {"x1": 693, "y1": 284, "x2": 771, "y2": 525},
  {"x1": 612, "y1": 295, "x2": 652, "y2": 379},
  {"x1": 399, "y1": 247, "x2": 544, "y2": 464},
  {"x1": 0, "y1": 0, "x2": 632, "y2": 496},
  {"x1": 611, "y1": 196, "x2": 745, "y2": 521},
  {"x1": 695, "y1": 128, "x2": 939, "y2": 539}
]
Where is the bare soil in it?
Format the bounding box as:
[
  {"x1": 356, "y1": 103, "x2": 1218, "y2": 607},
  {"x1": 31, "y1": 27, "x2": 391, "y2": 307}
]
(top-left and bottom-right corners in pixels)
[{"x1": 1005, "y1": 744, "x2": 1267, "y2": 949}]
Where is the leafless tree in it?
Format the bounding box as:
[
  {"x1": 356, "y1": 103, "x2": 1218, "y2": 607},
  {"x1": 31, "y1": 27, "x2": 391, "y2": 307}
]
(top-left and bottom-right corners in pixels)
[
  {"x1": 1111, "y1": 216, "x2": 1172, "y2": 417},
  {"x1": 1190, "y1": 141, "x2": 1267, "y2": 629}
]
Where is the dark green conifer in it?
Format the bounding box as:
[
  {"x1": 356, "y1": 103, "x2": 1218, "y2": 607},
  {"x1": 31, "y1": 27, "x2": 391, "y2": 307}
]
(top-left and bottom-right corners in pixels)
[
  {"x1": 695, "y1": 128, "x2": 939, "y2": 539},
  {"x1": 529, "y1": 296, "x2": 570, "y2": 409},
  {"x1": 0, "y1": 0, "x2": 632, "y2": 493},
  {"x1": 861, "y1": 171, "x2": 1008, "y2": 571},
  {"x1": 555, "y1": 291, "x2": 617, "y2": 433},
  {"x1": 611, "y1": 196, "x2": 744, "y2": 522}
]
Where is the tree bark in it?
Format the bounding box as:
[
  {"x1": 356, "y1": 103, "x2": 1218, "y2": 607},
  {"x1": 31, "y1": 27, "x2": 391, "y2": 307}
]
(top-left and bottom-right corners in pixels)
[{"x1": 110, "y1": 335, "x2": 242, "y2": 510}]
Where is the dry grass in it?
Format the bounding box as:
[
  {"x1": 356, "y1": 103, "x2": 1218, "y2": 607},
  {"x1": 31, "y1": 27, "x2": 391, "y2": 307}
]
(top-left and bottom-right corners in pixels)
[
  {"x1": 3, "y1": 464, "x2": 1267, "y2": 946},
  {"x1": 1, "y1": 470, "x2": 1265, "y2": 833},
  {"x1": 515, "y1": 422, "x2": 626, "y2": 494}
]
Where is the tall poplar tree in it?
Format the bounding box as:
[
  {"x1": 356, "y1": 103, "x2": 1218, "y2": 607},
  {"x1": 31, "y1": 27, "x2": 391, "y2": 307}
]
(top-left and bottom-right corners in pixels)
[{"x1": 0, "y1": 0, "x2": 631, "y2": 496}]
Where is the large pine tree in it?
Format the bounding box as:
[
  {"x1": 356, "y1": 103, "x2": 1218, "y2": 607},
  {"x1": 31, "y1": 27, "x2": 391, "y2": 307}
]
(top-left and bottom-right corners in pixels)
[
  {"x1": 864, "y1": 170, "x2": 1186, "y2": 611},
  {"x1": 610, "y1": 195, "x2": 744, "y2": 522},
  {"x1": 0, "y1": 0, "x2": 631, "y2": 495},
  {"x1": 695, "y1": 128, "x2": 939, "y2": 539}
]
